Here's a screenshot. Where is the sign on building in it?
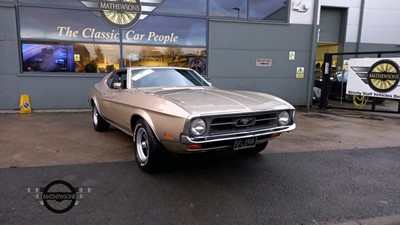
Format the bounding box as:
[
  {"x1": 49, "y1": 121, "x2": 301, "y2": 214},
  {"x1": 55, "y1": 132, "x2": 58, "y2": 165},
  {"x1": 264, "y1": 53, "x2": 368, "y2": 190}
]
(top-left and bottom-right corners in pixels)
[
  {"x1": 256, "y1": 58, "x2": 272, "y2": 67},
  {"x1": 346, "y1": 58, "x2": 400, "y2": 100}
]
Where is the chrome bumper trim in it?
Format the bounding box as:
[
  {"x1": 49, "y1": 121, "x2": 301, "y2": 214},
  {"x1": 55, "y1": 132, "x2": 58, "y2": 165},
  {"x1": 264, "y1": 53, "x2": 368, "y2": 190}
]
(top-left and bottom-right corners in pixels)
[{"x1": 180, "y1": 124, "x2": 296, "y2": 144}]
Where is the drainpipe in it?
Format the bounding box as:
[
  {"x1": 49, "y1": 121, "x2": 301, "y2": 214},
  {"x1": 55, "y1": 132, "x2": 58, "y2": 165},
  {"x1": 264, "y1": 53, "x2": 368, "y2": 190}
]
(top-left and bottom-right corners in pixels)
[
  {"x1": 356, "y1": 0, "x2": 365, "y2": 55},
  {"x1": 306, "y1": 0, "x2": 319, "y2": 111}
]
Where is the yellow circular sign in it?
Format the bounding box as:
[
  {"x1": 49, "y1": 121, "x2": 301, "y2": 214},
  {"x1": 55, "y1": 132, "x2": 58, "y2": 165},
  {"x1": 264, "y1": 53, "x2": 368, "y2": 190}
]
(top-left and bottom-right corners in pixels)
[
  {"x1": 99, "y1": 0, "x2": 142, "y2": 29},
  {"x1": 367, "y1": 59, "x2": 400, "y2": 93}
]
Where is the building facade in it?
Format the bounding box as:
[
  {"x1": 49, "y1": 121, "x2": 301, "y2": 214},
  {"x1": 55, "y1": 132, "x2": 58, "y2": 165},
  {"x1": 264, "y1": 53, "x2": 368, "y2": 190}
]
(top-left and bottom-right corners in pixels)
[{"x1": 0, "y1": 0, "x2": 399, "y2": 109}]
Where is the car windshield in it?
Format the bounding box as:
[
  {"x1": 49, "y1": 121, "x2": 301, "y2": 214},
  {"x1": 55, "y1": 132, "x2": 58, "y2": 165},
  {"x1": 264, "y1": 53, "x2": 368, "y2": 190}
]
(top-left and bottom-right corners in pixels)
[{"x1": 130, "y1": 68, "x2": 210, "y2": 88}]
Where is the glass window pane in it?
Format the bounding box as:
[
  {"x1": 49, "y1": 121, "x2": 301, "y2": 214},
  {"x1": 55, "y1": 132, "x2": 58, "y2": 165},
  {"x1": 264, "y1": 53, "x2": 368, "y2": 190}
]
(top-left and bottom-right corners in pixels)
[
  {"x1": 209, "y1": 0, "x2": 247, "y2": 19},
  {"x1": 19, "y1": 7, "x2": 206, "y2": 47},
  {"x1": 122, "y1": 15, "x2": 206, "y2": 47},
  {"x1": 154, "y1": 0, "x2": 206, "y2": 16},
  {"x1": 248, "y1": 0, "x2": 288, "y2": 22},
  {"x1": 123, "y1": 45, "x2": 207, "y2": 75},
  {"x1": 17, "y1": 0, "x2": 207, "y2": 16},
  {"x1": 17, "y1": 0, "x2": 85, "y2": 9},
  {"x1": 19, "y1": 6, "x2": 119, "y2": 43},
  {"x1": 22, "y1": 42, "x2": 120, "y2": 73}
]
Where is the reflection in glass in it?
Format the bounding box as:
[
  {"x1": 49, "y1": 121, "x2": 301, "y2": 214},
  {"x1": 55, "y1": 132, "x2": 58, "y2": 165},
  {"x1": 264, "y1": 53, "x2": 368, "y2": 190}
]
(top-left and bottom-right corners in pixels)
[
  {"x1": 209, "y1": 0, "x2": 287, "y2": 22},
  {"x1": 124, "y1": 46, "x2": 207, "y2": 75},
  {"x1": 131, "y1": 68, "x2": 210, "y2": 88},
  {"x1": 19, "y1": 6, "x2": 206, "y2": 46},
  {"x1": 19, "y1": 6, "x2": 119, "y2": 43},
  {"x1": 249, "y1": 0, "x2": 287, "y2": 21},
  {"x1": 122, "y1": 15, "x2": 206, "y2": 46},
  {"x1": 209, "y1": 0, "x2": 247, "y2": 18},
  {"x1": 22, "y1": 42, "x2": 120, "y2": 73},
  {"x1": 18, "y1": 0, "x2": 86, "y2": 9},
  {"x1": 154, "y1": 0, "x2": 206, "y2": 16}
]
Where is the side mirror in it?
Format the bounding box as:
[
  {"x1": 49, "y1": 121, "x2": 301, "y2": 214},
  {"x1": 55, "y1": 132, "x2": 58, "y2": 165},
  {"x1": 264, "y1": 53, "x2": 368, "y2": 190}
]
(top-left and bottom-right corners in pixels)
[{"x1": 113, "y1": 82, "x2": 122, "y2": 89}]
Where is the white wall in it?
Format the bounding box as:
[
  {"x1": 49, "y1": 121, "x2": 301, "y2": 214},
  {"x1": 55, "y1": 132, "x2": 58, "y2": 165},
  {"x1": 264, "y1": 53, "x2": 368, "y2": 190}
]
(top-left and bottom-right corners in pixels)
[
  {"x1": 362, "y1": 0, "x2": 400, "y2": 44},
  {"x1": 290, "y1": 0, "x2": 400, "y2": 45}
]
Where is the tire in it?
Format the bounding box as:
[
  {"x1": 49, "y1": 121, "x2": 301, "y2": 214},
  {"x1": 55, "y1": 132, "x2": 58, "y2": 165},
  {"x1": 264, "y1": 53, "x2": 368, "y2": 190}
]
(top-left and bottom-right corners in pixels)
[
  {"x1": 133, "y1": 119, "x2": 166, "y2": 173},
  {"x1": 92, "y1": 104, "x2": 110, "y2": 132},
  {"x1": 241, "y1": 141, "x2": 268, "y2": 154}
]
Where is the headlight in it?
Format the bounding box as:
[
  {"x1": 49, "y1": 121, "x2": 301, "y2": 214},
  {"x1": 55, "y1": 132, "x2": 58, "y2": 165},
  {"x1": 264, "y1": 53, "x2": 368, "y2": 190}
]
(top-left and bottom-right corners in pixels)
[
  {"x1": 278, "y1": 111, "x2": 290, "y2": 126},
  {"x1": 190, "y1": 118, "x2": 206, "y2": 136}
]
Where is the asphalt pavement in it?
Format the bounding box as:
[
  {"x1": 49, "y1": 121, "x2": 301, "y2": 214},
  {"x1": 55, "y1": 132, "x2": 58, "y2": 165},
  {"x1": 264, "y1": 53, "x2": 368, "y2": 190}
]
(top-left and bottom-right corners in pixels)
[{"x1": 0, "y1": 108, "x2": 400, "y2": 225}]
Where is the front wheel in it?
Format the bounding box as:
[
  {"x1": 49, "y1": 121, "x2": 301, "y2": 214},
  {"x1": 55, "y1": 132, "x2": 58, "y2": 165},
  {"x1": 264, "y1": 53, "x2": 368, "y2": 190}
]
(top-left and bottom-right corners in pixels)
[
  {"x1": 133, "y1": 119, "x2": 166, "y2": 172},
  {"x1": 92, "y1": 104, "x2": 110, "y2": 132}
]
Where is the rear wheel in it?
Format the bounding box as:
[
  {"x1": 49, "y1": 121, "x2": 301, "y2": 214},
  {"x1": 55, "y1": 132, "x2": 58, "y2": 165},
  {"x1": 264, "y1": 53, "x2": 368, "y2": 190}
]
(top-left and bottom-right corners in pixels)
[
  {"x1": 133, "y1": 119, "x2": 166, "y2": 172},
  {"x1": 92, "y1": 104, "x2": 110, "y2": 132}
]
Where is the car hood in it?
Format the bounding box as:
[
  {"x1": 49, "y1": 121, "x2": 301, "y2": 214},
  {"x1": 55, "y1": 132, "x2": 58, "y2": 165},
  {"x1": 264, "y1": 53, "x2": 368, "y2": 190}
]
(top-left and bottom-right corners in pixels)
[{"x1": 140, "y1": 87, "x2": 294, "y2": 116}]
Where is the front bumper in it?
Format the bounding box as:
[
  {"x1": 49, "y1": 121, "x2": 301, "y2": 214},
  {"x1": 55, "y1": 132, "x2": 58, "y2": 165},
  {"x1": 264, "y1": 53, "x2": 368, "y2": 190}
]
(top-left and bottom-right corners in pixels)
[{"x1": 178, "y1": 123, "x2": 296, "y2": 152}]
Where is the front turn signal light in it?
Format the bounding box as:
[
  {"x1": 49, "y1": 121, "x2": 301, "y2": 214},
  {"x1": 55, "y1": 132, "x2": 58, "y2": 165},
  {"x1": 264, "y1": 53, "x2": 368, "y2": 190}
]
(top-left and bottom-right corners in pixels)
[{"x1": 186, "y1": 144, "x2": 202, "y2": 150}]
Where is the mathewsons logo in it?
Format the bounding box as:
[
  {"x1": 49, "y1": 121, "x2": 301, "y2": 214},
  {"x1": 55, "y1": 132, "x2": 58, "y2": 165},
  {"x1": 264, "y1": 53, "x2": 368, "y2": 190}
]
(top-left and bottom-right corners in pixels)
[
  {"x1": 99, "y1": 0, "x2": 142, "y2": 29},
  {"x1": 367, "y1": 59, "x2": 400, "y2": 93},
  {"x1": 346, "y1": 58, "x2": 400, "y2": 100},
  {"x1": 81, "y1": 0, "x2": 165, "y2": 29}
]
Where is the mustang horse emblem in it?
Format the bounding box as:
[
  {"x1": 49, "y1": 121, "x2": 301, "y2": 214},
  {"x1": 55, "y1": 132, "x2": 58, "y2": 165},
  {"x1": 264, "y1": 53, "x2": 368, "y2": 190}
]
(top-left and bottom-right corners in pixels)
[{"x1": 236, "y1": 117, "x2": 256, "y2": 127}]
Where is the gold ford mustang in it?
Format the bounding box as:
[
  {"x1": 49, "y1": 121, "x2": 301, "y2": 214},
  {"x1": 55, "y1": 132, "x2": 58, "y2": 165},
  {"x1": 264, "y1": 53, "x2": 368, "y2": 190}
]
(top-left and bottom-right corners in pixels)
[{"x1": 90, "y1": 67, "x2": 296, "y2": 172}]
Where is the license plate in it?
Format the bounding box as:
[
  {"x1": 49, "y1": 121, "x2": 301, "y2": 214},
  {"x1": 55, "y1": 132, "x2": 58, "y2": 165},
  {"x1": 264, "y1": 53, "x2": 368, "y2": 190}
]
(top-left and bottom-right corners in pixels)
[{"x1": 233, "y1": 137, "x2": 257, "y2": 150}]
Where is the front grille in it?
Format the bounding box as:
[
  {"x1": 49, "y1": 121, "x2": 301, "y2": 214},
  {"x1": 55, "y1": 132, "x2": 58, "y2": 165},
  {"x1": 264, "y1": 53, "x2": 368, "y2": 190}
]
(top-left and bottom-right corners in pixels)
[{"x1": 209, "y1": 112, "x2": 278, "y2": 135}]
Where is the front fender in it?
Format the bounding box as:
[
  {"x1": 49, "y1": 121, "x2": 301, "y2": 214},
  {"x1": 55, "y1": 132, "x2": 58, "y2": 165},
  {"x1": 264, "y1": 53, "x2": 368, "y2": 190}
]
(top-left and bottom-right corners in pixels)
[{"x1": 131, "y1": 109, "x2": 187, "y2": 144}]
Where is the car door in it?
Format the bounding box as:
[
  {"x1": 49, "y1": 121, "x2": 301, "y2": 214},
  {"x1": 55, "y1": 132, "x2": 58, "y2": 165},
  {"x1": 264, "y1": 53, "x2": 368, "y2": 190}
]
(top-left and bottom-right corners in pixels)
[{"x1": 100, "y1": 69, "x2": 128, "y2": 127}]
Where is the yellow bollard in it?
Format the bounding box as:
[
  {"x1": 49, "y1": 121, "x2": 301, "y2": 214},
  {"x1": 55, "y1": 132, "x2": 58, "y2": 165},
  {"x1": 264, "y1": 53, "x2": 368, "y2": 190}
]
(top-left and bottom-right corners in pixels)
[{"x1": 19, "y1": 94, "x2": 32, "y2": 113}]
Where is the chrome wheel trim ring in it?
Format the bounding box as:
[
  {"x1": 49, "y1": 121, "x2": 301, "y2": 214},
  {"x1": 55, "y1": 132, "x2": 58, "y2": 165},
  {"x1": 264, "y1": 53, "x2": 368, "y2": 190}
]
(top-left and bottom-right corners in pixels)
[
  {"x1": 93, "y1": 107, "x2": 99, "y2": 126},
  {"x1": 136, "y1": 127, "x2": 149, "y2": 165}
]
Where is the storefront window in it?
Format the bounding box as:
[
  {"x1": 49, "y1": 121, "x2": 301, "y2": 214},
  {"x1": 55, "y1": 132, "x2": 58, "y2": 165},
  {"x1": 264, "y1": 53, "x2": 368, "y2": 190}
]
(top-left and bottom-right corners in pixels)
[
  {"x1": 123, "y1": 46, "x2": 206, "y2": 75},
  {"x1": 19, "y1": 4, "x2": 207, "y2": 74},
  {"x1": 17, "y1": 0, "x2": 207, "y2": 16},
  {"x1": 19, "y1": 0, "x2": 288, "y2": 75},
  {"x1": 21, "y1": 42, "x2": 120, "y2": 73},
  {"x1": 19, "y1": 6, "x2": 119, "y2": 43},
  {"x1": 122, "y1": 15, "x2": 206, "y2": 46},
  {"x1": 19, "y1": 6, "x2": 206, "y2": 46}
]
